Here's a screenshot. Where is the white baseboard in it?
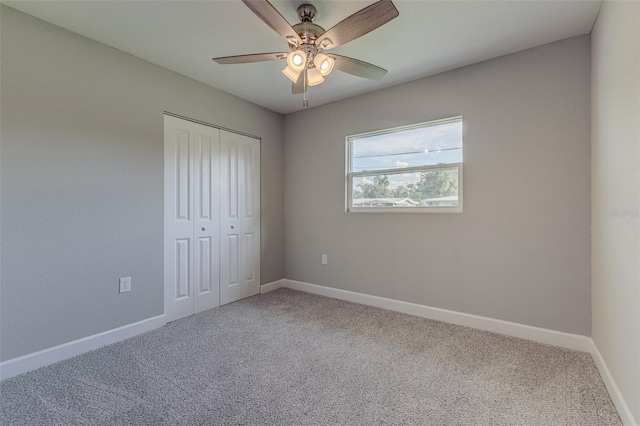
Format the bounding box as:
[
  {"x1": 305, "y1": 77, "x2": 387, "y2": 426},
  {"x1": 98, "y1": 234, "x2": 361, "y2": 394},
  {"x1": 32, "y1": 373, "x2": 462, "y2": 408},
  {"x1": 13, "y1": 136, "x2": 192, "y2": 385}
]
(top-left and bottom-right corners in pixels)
[
  {"x1": 282, "y1": 280, "x2": 635, "y2": 423},
  {"x1": 283, "y1": 279, "x2": 591, "y2": 352},
  {"x1": 260, "y1": 279, "x2": 285, "y2": 294},
  {"x1": 2, "y1": 282, "x2": 634, "y2": 424},
  {"x1": 590, "y1": 340, "x2": 638, "y2": 426},
  {"x1": 0, "y1": 314, "x2": 166, "y2": 381}
]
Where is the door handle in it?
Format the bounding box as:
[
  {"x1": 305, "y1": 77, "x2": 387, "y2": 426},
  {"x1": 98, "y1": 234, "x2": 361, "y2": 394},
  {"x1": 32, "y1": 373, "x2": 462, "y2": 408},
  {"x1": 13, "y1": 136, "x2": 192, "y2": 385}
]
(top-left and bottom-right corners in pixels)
[
  {"x1": 201, "y1": 227, "x2": 206, "y2": 231},
  {"x1": 231, "y1": 225, "x2": 235, "y2": 229}
]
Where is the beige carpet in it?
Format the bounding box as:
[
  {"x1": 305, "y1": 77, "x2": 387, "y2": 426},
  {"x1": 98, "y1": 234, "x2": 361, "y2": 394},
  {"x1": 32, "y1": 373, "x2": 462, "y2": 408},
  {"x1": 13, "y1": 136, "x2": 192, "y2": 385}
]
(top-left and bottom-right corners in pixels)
[{"x1": 0, "y1": 288, "x2": 621, "y2": 425}]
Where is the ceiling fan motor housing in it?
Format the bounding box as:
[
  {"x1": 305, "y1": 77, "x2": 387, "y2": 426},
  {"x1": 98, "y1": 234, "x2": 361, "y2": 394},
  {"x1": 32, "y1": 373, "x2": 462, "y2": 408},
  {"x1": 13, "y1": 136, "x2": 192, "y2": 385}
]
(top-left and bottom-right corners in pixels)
[{"x1": 292, "y1": 5, "x2": 325, "y2": 69}]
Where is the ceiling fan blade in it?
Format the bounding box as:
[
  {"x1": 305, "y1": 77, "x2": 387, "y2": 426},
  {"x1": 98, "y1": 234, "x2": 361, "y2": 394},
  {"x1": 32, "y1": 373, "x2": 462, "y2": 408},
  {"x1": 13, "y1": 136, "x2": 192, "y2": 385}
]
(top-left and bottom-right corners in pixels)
[
  {"x1": 328, "y1": 54, "x2": 387, "y2": 80},
  {"x1": 213, "y1": 52, "x2": 288, "y2": 64},
  {"x1": 242, "y1": 0, "x2": 302, "y2": 46},
  {"x1": 292, "y1": 72, "x2": 308, "y2": 95},
  {"x1": 315, "y1": 0, "x2": 398, "y2": 51}
]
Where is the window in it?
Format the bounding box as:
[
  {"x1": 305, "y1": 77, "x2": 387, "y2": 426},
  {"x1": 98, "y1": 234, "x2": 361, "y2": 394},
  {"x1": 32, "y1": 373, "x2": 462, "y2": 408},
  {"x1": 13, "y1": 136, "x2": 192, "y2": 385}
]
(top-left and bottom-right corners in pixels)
[{"x1": 346, "y1": 117, "x2": 463, "y2": 213}]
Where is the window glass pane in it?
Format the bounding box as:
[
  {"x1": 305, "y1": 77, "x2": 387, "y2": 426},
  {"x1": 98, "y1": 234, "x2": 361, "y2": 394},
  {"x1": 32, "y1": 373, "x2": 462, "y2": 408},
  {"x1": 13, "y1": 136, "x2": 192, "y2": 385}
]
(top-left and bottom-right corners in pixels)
[
  {"x1": 351, "y1": 167, "x2": 459, "y2": 208},
  {"x1": 351, "y1": 119, "x2": 462, "y2": 173}
]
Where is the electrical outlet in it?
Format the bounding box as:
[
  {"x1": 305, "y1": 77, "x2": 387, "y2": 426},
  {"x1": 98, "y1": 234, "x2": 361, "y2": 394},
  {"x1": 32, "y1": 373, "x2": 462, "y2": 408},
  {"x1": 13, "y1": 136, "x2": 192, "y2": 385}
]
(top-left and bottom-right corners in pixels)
[
  {"x1": 119, "y1": 277, "x2": 131, "y2": 293},
  {"x1": 322, "y1": 254, "x2": 328, "y2": 265}
]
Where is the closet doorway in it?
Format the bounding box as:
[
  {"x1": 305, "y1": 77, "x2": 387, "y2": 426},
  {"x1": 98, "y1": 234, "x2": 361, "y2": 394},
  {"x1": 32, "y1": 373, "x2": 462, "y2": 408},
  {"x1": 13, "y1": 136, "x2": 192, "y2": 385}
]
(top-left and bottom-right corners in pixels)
[{"x1": 164, "y1": 114, "x2": 260, "y2": 322}]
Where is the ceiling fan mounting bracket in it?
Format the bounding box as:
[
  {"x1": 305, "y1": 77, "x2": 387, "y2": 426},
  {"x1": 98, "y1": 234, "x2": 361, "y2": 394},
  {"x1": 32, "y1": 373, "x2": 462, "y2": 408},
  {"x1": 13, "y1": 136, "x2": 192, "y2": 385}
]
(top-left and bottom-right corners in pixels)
[{"x1": 297, "y1": 4, "x2": 317, "y2": 23}]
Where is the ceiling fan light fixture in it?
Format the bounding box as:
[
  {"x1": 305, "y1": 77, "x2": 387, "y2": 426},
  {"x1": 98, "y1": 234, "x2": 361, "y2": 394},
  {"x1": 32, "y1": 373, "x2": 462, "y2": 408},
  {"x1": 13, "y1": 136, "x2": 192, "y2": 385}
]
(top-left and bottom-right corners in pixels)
[
  {"x1": 314, "y1": 53, "x2": 334, "y2": 76},
  {"x1": 282, "y1": 65, "x2": 302, "y2": 83},
  {"x1": 287, "y1": 49, "x2": 307, "y2": 72},
  {"x1": 307, "y1": 67, "x2": 325, "y2": 86}
]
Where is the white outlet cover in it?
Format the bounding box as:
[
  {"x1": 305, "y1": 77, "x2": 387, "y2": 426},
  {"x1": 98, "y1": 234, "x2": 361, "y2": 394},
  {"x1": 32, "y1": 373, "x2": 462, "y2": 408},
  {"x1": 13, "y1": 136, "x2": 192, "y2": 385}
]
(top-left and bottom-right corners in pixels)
[{"x1": 119, "y1": 277, "x2": 131, "y2": 293}]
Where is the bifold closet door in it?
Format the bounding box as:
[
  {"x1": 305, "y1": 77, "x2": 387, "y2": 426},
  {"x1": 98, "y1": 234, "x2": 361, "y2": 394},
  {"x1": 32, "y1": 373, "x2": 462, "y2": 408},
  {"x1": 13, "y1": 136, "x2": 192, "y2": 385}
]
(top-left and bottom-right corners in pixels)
[
  {"x1": 164, "y1": 115, "x2": 220, "y2": 322},
  {"x1": 219, "y1": 130, "x2": 261, "y2": 305}
]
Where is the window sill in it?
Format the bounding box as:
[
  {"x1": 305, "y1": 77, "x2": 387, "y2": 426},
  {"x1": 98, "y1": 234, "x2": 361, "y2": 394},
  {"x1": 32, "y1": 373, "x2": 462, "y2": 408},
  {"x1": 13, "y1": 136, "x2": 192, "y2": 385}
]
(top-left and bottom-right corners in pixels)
[{"x1": 347, "y1": 206, "x2": 463, "y2": 214}]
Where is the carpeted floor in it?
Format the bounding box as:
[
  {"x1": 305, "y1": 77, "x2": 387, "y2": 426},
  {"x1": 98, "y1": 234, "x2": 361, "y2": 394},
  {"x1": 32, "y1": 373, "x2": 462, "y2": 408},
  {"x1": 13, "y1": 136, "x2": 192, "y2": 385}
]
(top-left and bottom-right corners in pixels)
[{"x1": 0, "y1": 288, "x2": 621, "y2": 425}]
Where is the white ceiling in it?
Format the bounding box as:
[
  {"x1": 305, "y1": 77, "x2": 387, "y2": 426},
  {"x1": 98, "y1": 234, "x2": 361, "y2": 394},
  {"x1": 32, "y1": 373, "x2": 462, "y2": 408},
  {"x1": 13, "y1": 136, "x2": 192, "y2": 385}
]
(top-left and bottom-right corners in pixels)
[{"x1": 4, "y1": 0, "x2": 601, "y2": 114}]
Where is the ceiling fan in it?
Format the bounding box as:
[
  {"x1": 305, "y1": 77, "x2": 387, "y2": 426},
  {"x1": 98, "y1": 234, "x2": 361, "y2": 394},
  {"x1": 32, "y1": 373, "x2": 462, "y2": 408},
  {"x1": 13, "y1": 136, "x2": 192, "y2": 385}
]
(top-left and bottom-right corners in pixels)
[{"x1": 213, "y1": 0, "x2": 399, "y2": 103}]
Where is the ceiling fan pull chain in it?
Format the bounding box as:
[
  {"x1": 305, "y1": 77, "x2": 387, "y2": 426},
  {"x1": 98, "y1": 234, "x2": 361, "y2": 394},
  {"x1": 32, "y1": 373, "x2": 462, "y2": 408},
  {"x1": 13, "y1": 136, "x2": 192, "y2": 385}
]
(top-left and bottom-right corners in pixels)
[{"x1": 303, "y1": 70, "x2": 309, "y2": 108}]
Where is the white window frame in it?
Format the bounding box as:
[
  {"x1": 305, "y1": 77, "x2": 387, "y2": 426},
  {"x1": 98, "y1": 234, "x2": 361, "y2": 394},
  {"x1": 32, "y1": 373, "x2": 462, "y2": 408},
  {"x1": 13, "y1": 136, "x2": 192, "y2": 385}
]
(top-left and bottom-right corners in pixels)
[{"x1": 346, "y1": 117, "x2": 463, "y2": 214}]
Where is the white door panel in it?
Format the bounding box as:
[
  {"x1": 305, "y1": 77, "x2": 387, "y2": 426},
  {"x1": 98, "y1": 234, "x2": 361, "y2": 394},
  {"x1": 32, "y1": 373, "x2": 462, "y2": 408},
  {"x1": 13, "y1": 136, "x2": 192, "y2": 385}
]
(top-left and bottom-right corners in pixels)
[
  {"x1": 193, "y1": 124, "x2": 220, "y2": 313},
  {"x1": 220, "y1": 136, "x2": 242, "y2": 305},
  {"x1": 220, "y1": 233, "x2": 241, "y2": 305},
  {"x1": 241, "y1": 141, "x2": 260, "y2": 298},
  {"x1": 220, "y1": 130, "x2": 260, "y2": 305},
  {"x1": 164, "y1": 116, "x2": 195, "y2": 322}
]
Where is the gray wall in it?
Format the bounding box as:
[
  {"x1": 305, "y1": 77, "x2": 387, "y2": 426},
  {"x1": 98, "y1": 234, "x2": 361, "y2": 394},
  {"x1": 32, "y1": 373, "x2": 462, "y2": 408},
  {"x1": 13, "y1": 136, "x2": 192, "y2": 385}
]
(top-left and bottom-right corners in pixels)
[
  {"x1": 591, "y1": 1, "x2": 640, "y2": 422},
  {"x1": 0, "y1": 6, "x2": 284, "y2": 361},
  {"x1": 284, "y1": 36, "x2": 591, "y2": 335}
]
